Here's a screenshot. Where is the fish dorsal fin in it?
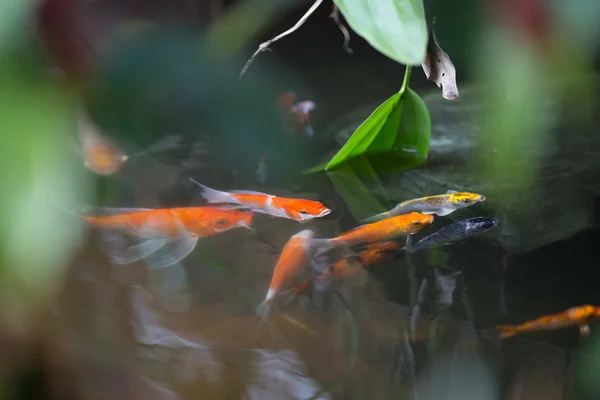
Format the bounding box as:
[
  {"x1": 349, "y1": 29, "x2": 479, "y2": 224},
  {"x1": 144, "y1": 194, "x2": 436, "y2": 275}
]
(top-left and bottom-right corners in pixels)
[
  {"x1": 446, "y1": 190, "x2": 458, "y2": 194},
  {"x1": 228, "y1": 189, "x2": 270, "y2": 196},
  {"x1": 95, "y1": 207, "x2": 152, "y2": 216}
]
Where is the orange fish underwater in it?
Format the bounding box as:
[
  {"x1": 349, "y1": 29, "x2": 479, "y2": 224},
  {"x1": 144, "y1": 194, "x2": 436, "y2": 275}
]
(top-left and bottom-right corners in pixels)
[
  {"x1": 256, "y1": 229, "x2": 315, "y2": 318},
  {"x1": 82, "y1": 206, "x2": 254, "y2": 268},
  {"x1": 278, "y1": 91, "x2": 316, "y2": 138},
  {"x1": 495, "y1": 305, "x2": 600, "y2": 339},
  {"x1": 189, "y1": 178, "x2": 331, "y2": 223},
  {"x1": 291, "y1": 241, "x2": 401, "y2": 294},
  {"x1": 310, "y1": 212, "x2": 434, "y2": 256}
]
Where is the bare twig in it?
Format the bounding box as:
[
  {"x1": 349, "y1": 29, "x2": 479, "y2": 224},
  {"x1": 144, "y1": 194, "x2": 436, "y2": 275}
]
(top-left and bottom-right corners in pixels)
[
  {"x1": 330, "y1": 5, "x2": 353, "y2": 54},
  {"x1": 239, "y1": 0, "x2": 324, "y2": 78}
]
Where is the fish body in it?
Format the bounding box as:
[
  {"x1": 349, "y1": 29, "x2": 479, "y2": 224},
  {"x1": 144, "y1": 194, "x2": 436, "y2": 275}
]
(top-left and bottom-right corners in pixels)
[
  {"x1": 311, "y1": 212, "x2": 433, "y2": 257},
  {"x1": 495, "y1": 305, "x2": 600, "y2": 339},
  {"x1": 189, "y1": 178, "x2": 330, "y2": 223},
  {"x1": 77, "y1": 109, "x2": 129, "y2": 176},
  {"x1": 361, "y1": 190, "x2": 486, "y2": 223},
  {"x1": 404, "y1": 217, "x2": 498, "y2": 253},
  {"x1": 292, "y1": 241, "x2": 401, "y2": 294},
  {"x1": 256, "y1": 229, "x2": 314, "y2": 318},
  {"x1": 82, "y1": 207, "x2": 253, "y2": 239}
]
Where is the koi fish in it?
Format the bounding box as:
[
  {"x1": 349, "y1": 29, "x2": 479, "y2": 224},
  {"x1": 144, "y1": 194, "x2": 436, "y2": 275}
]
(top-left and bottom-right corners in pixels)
[
  {"x1": 310, "y1": 212, "x2": 434, "y2": 257},
  {"x1": 256, "y1": 229, "x2": 315, "y2": 318},
  {"x1": 494, "y1": 305, "x2": 600, "y2": 339},
  {"x1": 82, "y1": 206, "x2": 253, "y2": 268},
  {"x1": 77, "y1": 108, "x2": 129, "y2": 176},
  {"x1": 278, "y1": 91, "x2": 316, "y2": 138},
  {"x1": 76, "y1": 106, "x2": 184, "y2": 176},
  {"x1": 382, "y1": 217, "x2": 498, "y2": 255},
  {"x1": 291, "y1": 241, "x2": 401, "y2": 294},
  {"x1": 361, "y1": 190, "x2": 486, "y2": 223},
  {"x1": 188, "y1": 178, "x2": 331, "y2": 223}
]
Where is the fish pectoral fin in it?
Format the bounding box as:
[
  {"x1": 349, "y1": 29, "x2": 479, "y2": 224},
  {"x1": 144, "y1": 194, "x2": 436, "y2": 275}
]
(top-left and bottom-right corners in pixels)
[
  {"x1": 143, "y1": 234, "x2": 199, "y2": 269},
  {"x1": 446, "y1": 189, "x2": 458, "y2": 194},
  {"x1": 436, "y1": 207, "x2": 456, "y2": 216},
  {"x1": 580, "y1": 324, "x2": 591, "y2": 338},
  {"x1": 109, "y1": 238, "x2": 169, "y2": 265}
]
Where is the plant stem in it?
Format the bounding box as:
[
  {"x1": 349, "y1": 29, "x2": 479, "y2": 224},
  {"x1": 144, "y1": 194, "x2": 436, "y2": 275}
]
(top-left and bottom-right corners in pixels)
[{"x1": 400, "y1": 65, "x2": 412, "y2": 94}]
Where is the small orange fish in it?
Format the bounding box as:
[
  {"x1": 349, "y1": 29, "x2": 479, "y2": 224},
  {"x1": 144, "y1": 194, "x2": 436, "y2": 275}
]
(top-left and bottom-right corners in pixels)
[
  {"x1": 189, "y1": 178, "x2": 331, "y2": 223},
  {"x1": 256, "y1": 229, "x2": 314, "y2": 318},
  {"x1": 82, "y1": 206, "x2": 253, "y2": 268},
  {"x1": 77, "y1": 108, "x2": 129, "y2": 176},
  {"x1": 291, "y1": 241, "x2": 401, "y2": 294},
  {"x1": 494, "y1": 305, "x2": 600, "y2": 339},
  {"x1": 278, "y1": 91, "x2": 316, "y2": 138},
  {"x1": 310, "y1": 212, "x2": 434, "y2": 256}
]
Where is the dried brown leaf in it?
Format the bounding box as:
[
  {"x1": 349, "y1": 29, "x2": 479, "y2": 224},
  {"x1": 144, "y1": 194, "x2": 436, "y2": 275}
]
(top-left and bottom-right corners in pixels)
[{"x1": 422, "y1": 23, "x2": 459, "y2": 100}]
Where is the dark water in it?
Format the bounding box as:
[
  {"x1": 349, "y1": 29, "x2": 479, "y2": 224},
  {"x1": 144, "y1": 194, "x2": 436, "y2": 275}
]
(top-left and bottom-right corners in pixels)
[{"x1": 11, "y1": 1, "x2": 600, "y2": 399}]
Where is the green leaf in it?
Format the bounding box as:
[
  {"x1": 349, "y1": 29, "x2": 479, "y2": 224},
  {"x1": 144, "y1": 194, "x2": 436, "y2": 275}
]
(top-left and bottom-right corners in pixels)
[
  {"x1": 333, "y1": 0, "x2": 428, "y2": 65},
  {"x1": 324, "y1": 92, "x2": 402, "y2": 171},
  {"x1": 326, "y1": 160, "x2": 389, "y2": 221}
]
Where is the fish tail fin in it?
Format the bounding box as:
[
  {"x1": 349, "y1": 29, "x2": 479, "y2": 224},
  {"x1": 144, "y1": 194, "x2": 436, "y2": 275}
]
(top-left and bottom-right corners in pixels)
[
  {"x1": 360, "y1": 211, "x2": 391, "y2": 224},
  {"x1": 256, "y1": 300, "x2": 271, "y2": 320},
  {"x1": 309, "y1": 238, "x2": 336, "y2": 258},
  {"x1": 303, "y1": 124, "x2": 314, "y2": 138},
  {"x1": 494, "y1": 325, "x2": 518, "y2": 339},
  {"x1": 188, "y1": 178, "x2": 237, "y2": 204}
]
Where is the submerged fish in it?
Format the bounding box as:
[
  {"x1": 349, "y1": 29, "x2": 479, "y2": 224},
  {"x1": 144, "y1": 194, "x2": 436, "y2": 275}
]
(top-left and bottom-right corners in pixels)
[
  {"x1": 361, "y1": 190, "x2": 486, "y2": 223},
  {"x1": 387, "y1": 217, "x2": 498, "y2": 254},
  {"x1": 76, "y1": 105, "x2": 184, "y2": 176},
  {"x1": 77, "y1": 108, "x2": 129, "y2": 176},
  {"x1": 189, "y1": 178, "x2": 331, "y2": 223},
  {"x1": 494, "y1": 305, "x2": 600, "y2": 339},
  {"x1": 278, "y1": 91, "x2": 316, "y2": 138},
  {"x1": 310, "y1": 212, "x2": 433, "y2": 257},
  {"x1": 291, "y1": 241, "x2": 401, "y2": 294},
  {"x1": 256, "y1": 229, "x2": 315, "y2": 318},
  {"x1": 82, "y1": 206, "x2": 253, "y2": 268},
  {"x1": 255, "y1": 152, "x2": 268, "y2": 185}
]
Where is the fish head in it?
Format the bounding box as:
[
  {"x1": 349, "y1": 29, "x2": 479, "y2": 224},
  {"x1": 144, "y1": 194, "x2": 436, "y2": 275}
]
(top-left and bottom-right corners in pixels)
[
  {"x1": 569, "y1": 304, "x2": 597, "y2": 321},
  {"x1": 287, "y1": 200, "x2": 331, "y2": 222},
  {"x1": 85, "y1": 144, "x2": 129, "y2": 175},
  {"x1": 447, "y1": 192, "x2": 486, "y2": 208},
  {"x1": 466, "y1": 217, "x2": 498, "y2": 234},
  {"x1": 400, "y1": 212, "x2": 435, "y2": 234},
  {"x1": 209, "y1": 209, "x2": 254, "y2": 233}
]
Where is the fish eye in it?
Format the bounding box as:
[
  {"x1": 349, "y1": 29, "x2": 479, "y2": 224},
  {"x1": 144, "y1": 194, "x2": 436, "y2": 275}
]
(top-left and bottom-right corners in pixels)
[
  {"x1": 299, "y1": 210, "x2": 308, "y2": 215},
  {"x1": 412, "y1": 221, "x2": 421, "y2": 226},
  {"x1": 462, "y1": 199, "x2": 471, "y2": 203},
  {"x1": 215, "y1": 218, "x2": 228, "y2": 225}
]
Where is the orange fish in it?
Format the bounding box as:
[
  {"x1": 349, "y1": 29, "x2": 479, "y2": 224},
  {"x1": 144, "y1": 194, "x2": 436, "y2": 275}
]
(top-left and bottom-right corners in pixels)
[
  {"x1": 278, "y1": 91, "x2": 316, "y2": 138},
  {"x1": 256, "y1": 229, "x2": 314, "y2": 318},
  {"x1": 76, "y1": 105, "x2": 184, "y2": 176},
  {"x1": 82, "y1": 206, "x2": 253, "y2": 268},
  {"x1": 77, "y1": 108, "x2": 129, "y2": 176},
  {"x1": 495, "y1": 305, "x2": 600, "y2": 339},
  {"x1": 291, "y1": 241, "x2": 401, "y2": 294},
  {"x1": 189, "y1": 178, "x2": 331, "y2": 223},
  {"x1": 310, "y1": 212, "x2": 434, "y2": 256}
]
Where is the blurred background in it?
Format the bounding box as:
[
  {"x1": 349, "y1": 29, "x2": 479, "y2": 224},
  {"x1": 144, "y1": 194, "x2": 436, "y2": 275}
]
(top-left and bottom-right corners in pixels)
[{"x1": 2, "y1": 0, "x2": 600, "y2": 398}]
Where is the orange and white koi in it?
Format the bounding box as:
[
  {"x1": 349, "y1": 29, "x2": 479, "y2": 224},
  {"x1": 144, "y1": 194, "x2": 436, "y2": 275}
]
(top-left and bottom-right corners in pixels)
[
  {"x1": 361, "y1": 190, "x2": 486, "y2": 223},
  {"x1": 278, "y1": 91, "x2": 316, "y2": 138},
  {"x1": 82, "y1": 206, "x2": 253, "y2": 268},
  {"x1": 256, "y1": 229, "x2": 315, "y2": 318},
  {"x1": 494, "y1": 305, "x2": 600, "y2": 339},
  {"x1": 291, "y1": 241, "x2": 401, "y2": 294},
  {"x1": 310, "y1": 212, "x2": 434, "y2": 257},
  {"x1": 188, "y1": 178, "x2": 331, "y2": 223}
]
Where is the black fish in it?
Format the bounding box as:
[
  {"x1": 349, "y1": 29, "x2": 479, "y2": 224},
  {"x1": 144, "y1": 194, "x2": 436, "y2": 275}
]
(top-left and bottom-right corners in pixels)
[{"x1": 383, "y1": 217, "x2": 498, "y2": 257}]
